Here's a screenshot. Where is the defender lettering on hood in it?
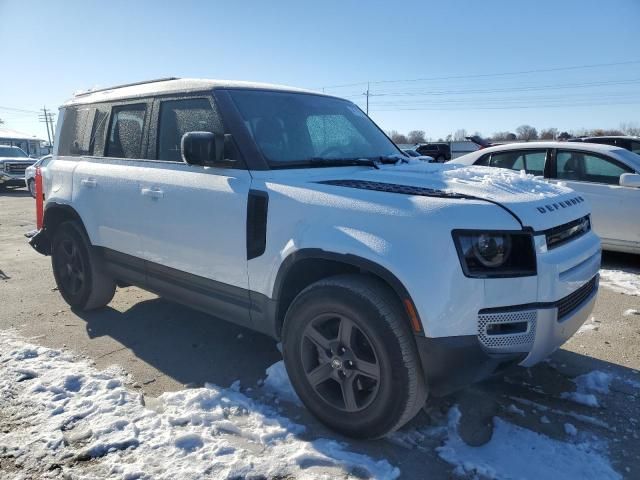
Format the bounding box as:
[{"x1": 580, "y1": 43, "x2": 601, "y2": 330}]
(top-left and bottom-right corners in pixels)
[{"x1": 536, "y1": 196, "x2": 584, "y2": 214}]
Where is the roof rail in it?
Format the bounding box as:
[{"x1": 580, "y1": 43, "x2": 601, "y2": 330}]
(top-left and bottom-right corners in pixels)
[{"x1": 74, "y1": 77, "x2": 180, "y2": 97}]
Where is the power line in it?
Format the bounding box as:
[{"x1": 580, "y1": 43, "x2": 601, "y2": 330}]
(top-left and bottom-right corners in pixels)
[
  {"x1": 0, "y1": 106, "x2": 41, "y2": 114},
  {"x1": 318, "y1": 59, "x2": 640, "y2": 90}
]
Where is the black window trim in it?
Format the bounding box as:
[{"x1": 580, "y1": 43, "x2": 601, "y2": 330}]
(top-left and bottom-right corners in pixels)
[{"x1": 549, "y1": 148, "x2": 633, "y2": 186}]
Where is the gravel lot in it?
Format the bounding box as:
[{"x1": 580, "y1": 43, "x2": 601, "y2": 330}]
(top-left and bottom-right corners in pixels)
[{"x1": 1, "y1": 188, "x2": 639, "y2": 479}]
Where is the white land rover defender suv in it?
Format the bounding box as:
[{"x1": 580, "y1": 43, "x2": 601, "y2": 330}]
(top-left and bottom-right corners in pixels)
[{"x1": 30, "y1": 78, "x2": 601, "y2": 439}]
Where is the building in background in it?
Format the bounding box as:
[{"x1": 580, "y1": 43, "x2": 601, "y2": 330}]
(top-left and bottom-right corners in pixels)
[{"x1": 0, "y1": 128, "x2": 51, "y2": 157}]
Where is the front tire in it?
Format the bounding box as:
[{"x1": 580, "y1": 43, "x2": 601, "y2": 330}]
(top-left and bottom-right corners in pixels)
[
  {"x1": 51, "y1": 221, "x2": 116, "y2": 310},
  {"x1": 28, "y1": 179, "x2": 36, "y2": 198},
  {"x1": 282, "y1": 274, "x2": 427, "y2": 439}
]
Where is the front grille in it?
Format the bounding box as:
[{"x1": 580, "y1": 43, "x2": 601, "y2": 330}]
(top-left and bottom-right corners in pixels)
[
  {"x1": 4, "y1": 163, "x2": 29, "y2": 175},
  {"x1": 557, "y1": 276, "x2": 597, "y2": 321},
  {"x1": 544, "y1": 215, "x2": 590, "y2": 250},
  {"x1": 478, "y1": 310, "x2": 537, "y2": 351}
]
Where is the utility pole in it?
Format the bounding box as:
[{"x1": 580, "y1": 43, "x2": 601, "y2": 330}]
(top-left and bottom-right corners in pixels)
[
  {"x1": 38, "y1": 107, "x2": 55, "y2": 146},
  {"x1": 39, "y1": 107, "x2": 52, "y2": 145},
  {"x1": 365, "y1": 82, "x2": 370, "y2": 116}
]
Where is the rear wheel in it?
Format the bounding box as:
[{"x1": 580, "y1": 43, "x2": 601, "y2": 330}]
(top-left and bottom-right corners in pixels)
[
  {"x1": 51, "y1": 221, "x2": 116, "y2": 310},
  {"x1": 436, "y1": 155, "x2": 445, "y2": 163},
  {"x1": 282, "y1": 274, "x2": 427, "y2": 438}
]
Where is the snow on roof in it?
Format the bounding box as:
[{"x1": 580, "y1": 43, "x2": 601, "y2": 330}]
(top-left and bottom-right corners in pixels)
[
  {"x1": 64, "y1": 77, "x2": 328, "y2": 106},
  {"x1": 0, "y1": 127, "x2": 46, "y2": 141},
  {"x1": 476, "y1": 141, "x2": 624, "y2": 154}
]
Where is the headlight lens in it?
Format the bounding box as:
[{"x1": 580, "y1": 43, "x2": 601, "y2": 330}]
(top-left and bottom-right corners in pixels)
[{"x1": 453, "y1": 230, "x2": 536, "y2": 278}]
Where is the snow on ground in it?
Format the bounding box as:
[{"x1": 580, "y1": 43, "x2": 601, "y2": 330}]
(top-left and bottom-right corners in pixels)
[
  {"x1": 577, "y1": 316, "x2": 598, "y2": 334},
  {"x1": 599, "y1": 268, "x2": 640, "y2": 296},
  {"x1": 0, "y1": 331, "x2": 399, "y2": 480},
  {"x1": 560, "y1": 370, "x2": 613, "y2": 408},
  {"x1": 623, "y1": 308, "x2": 640, "y2": 316},
  {"x1": 436, "y1": 407, "x2": 620, "y2": 480},
  {"x1": 262, "y1": 360, "x2": 302, "y2": 406}
]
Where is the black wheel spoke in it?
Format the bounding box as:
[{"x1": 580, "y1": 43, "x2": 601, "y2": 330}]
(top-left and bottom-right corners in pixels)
[
  {"x1": 354, "y1": 359, "x2": 379, "y2": 379},
  {"x1": 338, "y1": 317, "x2": 354, "y2": 347},
  {"x1": 340, "y1": 376, "x2": 358, "y2": 411},
  {"x1": 307, "y1": 362, "x2": 334, "y2": 387},
  {"x1": 305, "y1": 326, "x2": 331, "y2": 351}
]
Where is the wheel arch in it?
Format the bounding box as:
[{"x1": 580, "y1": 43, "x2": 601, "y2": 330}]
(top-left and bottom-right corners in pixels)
[
  {"x1": 271, "y1": 249, "x2": 423, "y2": 338},
  {"x1": 31, "y1": 202, "x2": 89, "y2": 255}
]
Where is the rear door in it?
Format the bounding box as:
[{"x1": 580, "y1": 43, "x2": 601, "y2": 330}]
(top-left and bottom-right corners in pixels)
[
  {"x1": 548, "y1": 149, "x2": 638, "y2": 248},
  {"x1": 71, "y1": 101, "x2": 150, "y2": 279},
  {"x1": 139, "y1": 94, "x2": 253, "y2": 326}
]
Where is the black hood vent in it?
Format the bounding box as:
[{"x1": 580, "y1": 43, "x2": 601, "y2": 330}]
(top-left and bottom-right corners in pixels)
[{"x1": 317, "y1": 179, "x2": 467, "y2": 199}]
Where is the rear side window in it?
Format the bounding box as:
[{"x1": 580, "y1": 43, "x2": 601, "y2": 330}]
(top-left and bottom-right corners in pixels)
[
  {"x1": 631, "y1": 141, "x2": 640, "y2": 154},
  {"x1": 488, "y1": 150, "x2": 546, "y2": 175},
  {"x1": 57, "y1": 106, "x2": 109, "y2": 156},
  {"x1": 555, "y1": 150, "x2": 632, "y2": 184},
  {"x1": 157, "y1": 98, "x2": 221, "y2": 162},
  {"x1": 105, "y1": 104, "x2": 146, "y2": 158}
]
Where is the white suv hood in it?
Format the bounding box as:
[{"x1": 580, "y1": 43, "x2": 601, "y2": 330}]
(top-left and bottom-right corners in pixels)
[{"x1": 350, "y1": 161, "x2": 589, "y2": 231}]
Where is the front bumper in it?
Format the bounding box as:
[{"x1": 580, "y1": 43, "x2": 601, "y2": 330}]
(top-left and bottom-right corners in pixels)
[
  {"x1": 0, "y1": 173, "x2": 27, "y2": 186},
  {"x1": 416, "y1": 273, "x2": 598, "y2": 396}
]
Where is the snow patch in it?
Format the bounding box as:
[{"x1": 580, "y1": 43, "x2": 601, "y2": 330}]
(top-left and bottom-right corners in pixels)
[
  {"x1": 623, "y1": 308, "x2": 640, "y2": 316},
  {"x1": 599, "y1": 268, "x2": 640, "y2": 296},
  {"x1": 262, "y1": 360, "x2": 302, "y2": 406},
  {"x1": 560, "y1": 370, "x2": 613, "y2": 408},
  {"x1": 561, "y1": 391, "x2": 600, "y2": 408},
  {"x1": 437, "y1": 407, "x2": 620, "y2": 480},
  {"x1": 0, "y1": 331, "x2": 399, "y2": 479}
]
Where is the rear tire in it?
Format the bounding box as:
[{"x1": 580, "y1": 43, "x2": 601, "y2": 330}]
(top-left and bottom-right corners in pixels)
[
  {"x1": 51, "y1": 221, "x2": 116, "y2": 310},
  {"x1": 282, "y1": 274, "x2": 427, "y2": 439},
  {"x1": 436, "y1": 155, "x2": 445, "y2": 163}
]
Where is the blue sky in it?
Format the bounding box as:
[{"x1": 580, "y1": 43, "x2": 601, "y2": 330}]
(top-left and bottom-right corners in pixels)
[{"x1": 1, "y1": 0, "x2": 639, "y2": 141}]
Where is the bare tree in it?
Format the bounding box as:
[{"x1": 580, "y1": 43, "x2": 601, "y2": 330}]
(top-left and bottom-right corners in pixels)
[
  {"x1": 539, "y1": 128, "x2": 558, "y2": 140},
  {"x1": 558, "y1": 131, "x2": 571, "y2": 140},
  {"x1": 0, "y1": 118, "x2": 4, "y2": 126},
  {"x1": 407, "y1": 130, "x2": 426, "y2": 144},
  {"x1": 516, "y1": 125, "x2": 538, "y2": 141},
  {"x1": 453, "y1": 129, "x2": 467, "y2": 141},
  {"x1": 388, "y1": 130, "x2": 409, "y2": 144},
  {"x1": 492, "y1": 131, "x2": 516, "y2": 141},
  {"x1": 588, "y1": 128, "x2": 624, "y2": 136},
  {"x1": 620, "y1": 122, "x2": 640, "y2": 136}
]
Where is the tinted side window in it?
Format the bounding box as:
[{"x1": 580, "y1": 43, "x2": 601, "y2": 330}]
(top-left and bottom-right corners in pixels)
[
  {"x1": 157, "y1": 98, "x2": 221, "y2": 162},
  {"x1": 489, "y1": 151, "x2": 524, "y2": 170},
  {"x1": 105, "y1": 104, "x2": 146, "y2": 158},
  {"x1": 556, "y1": 150, "x2": 631, "y2": 184},
  {"x1": 631, "y1": 141, "x2": 640, "y2": 154},
  {"x1": 522, "y1": 151, "x2": 546, "y2": 175},
  {"x1": 57, "y1": 106, "x2": 108, "y2": 156}
]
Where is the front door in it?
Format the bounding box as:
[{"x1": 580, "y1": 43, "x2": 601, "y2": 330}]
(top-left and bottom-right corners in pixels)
[
  {"x1": 139, "y1": 96, "x2": 253, "y2": 326},
  {"x1": 548, "y1": 149, "x2": 639, "y2": 250}
]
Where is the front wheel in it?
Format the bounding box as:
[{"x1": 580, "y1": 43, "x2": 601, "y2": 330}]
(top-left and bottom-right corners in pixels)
[
  {"x1": 51, "y1": 221, "x2": 116, "y2": 310},
  {"x1": 28, "y1": 179, "x2": 36, "y2": 198},
  {"x1": 282, "y1": 274, "x2": 427, "y2": 439}
]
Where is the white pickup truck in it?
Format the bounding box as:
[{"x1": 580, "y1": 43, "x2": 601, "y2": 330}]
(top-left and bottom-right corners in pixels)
[{"x1": 29, "y1": 78, "x2": 600, "y2": 438}]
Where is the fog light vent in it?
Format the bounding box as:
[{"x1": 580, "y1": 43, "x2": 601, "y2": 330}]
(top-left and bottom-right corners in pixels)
[{"x1": 478, "y1": 310, "x2": 537, "y2": 352}]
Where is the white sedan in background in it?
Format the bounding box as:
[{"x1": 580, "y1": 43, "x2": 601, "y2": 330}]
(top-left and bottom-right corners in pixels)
[
  {"x1": 451, "y1": 141, "x2": 640, "y2": 255},
  {"x1": 402, "y1": 148, "x2": 434, "y2": 162},
  {"x1": 24, "y1": 155, "x2": 53, "y2": 198}
]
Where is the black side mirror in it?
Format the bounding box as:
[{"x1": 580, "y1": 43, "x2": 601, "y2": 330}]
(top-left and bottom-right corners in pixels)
[{"x1": 181, "y1": 131, "x2": 230, "y2": 166}]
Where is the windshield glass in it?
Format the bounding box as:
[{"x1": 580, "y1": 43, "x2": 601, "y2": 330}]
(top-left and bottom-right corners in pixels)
[
  {"x1": 228, "y1": 90, "x2": 399, "y2": 167},
  {"x1": 0, "y1": 146, "x2": 28, "y2": 158}
]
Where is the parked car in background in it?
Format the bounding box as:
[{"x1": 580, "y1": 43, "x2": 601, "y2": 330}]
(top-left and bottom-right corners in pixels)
[
  {"x1": 0, "y1": 145, "x2": 37, "y2": 191},
  {"x1": 568, "y1": 135, "x2": 640, "y2": 154},
  {"x1": 401, "y1": 148, "x2": 434, "y2": 162},
  {"x1": 25, "y1": 155, "x2": 53, "y2": 198},
  {"x1": 415, "y1": 142, "x2": 451, "y2": 162},
  {"x1": 452, "y1": 141, "x2": 640, "y2": 254}
]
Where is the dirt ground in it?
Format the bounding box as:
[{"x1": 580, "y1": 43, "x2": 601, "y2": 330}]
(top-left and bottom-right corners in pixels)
[{"x1": 1, "y1": 188, "x2": 639, "y2": 479}]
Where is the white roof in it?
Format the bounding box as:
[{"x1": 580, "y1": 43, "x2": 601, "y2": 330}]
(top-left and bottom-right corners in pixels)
[
  {"x1": 0, "y1": 127, "x2": 45, "y2": 141},
  {"x1": 64, "y1": 78, "x2": 327, "y2": 106}
]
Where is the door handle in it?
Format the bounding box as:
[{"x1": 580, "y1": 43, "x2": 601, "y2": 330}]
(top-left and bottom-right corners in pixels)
[
  {"x1": 81, "y1": 178, "x2": 97, "y2": 188},
  {"x1": 141, "y1": 187, "x2": 164, "y2": 199}
]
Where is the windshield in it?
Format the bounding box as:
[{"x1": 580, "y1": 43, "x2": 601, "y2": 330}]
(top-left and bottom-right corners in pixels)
[
  {"x1": 228, "y1": 90, "x2": 399, "y2": 167},
  {"x1": 0, "y1": 146, "x2": 28, "y2": 158}
]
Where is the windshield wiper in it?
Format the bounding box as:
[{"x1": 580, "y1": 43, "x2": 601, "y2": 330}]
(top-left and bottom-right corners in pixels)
[
  {"x1": 308, "y1": 157, "x2": 380, "y2": 169},
  {"x1": 378, "y1": 154, "x2": 409, "y2": 164}
]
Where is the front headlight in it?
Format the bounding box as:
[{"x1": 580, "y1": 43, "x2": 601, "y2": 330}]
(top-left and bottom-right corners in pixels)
[{"x1": 453, "y1": 230, "x2": 536, "y2": 278}]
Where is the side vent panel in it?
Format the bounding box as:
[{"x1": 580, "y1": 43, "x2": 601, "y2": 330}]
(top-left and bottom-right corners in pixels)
[{"x1": 247, "y1": 190, "x2": 269, "y2": 260}]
